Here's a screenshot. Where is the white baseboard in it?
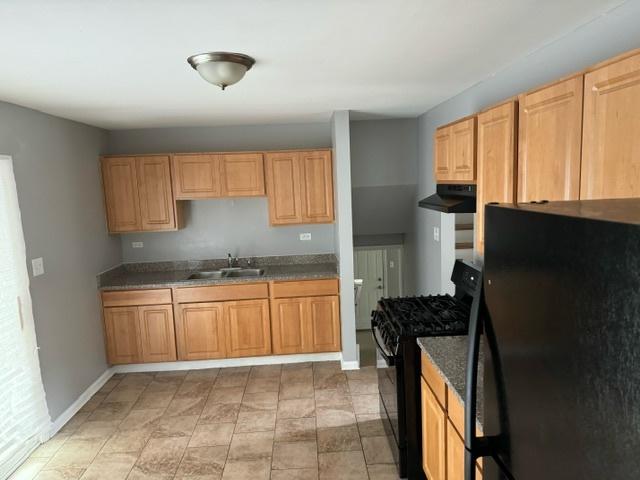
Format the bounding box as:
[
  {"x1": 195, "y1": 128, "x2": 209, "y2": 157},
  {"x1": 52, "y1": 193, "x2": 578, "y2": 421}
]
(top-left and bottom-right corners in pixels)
[
  {"x1": 340, "y1": 344, "x2": 360, "y2": 370},
  {"x1": 112, "y1": 352, "x2": 342, "y2": 374},
  {"x1": 49, "y1": 367, "x2": 114, "y2": 436}
]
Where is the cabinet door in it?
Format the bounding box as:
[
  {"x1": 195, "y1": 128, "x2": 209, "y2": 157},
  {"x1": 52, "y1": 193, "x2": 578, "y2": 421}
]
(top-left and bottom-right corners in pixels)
[
  {"x1": 307, "y1": 295, "x2": 341, "y2": 353},
  {"x1": 476, "y1": 101, "x2": 517, "y2": 254},
  {"x1": 175, "y1": 303, "x2": 226, "y2": 360},
  {"x1": 299, "y1": 150, "x2": 334, "y2": 223},
  {"x1": 101, "y1": 157, "x2": 141, "y2": 233},
  {"x1": 271, "y1": 297, "x2": 307, "y2": 354},
  {"x1": 581, "y1": 52, "x2": 640, "y2": 199},
  {"x1": 224, "y1": 299, "x2": 271, "y2": 357},
  {"x1": 265, "y1": 152, "x2": 303, "y2": 225},
  {"x1": 138, "y1": 305, "x2": 176, "y2": 363},
  {"x1": 447, "y1": 421, "x2": 483, "y2": 480},
  {"x1": 103, "y1": 306, "x2": 141, "y2": 364},
  {"x1": 434, "y1": 126, "x2": 452, "y2": 181},
  {"x1": 172, "y1": 154, "x2": 223, "y2": 199},
  {"x1": 221, "y1": 153, "x2": 265, "y2": 196},
  {"x1": 136, "y1": 156, "x2": 176, "y2": 231},
  {"x1": 451, "y1": 117, "x2": 477, "y2": 182},
  {"x1": 421, "y1": 378, "x2": 446, "y2": 480},
  {"x1": 518, "y1": 76, "x2": 583, "y2": 202}
]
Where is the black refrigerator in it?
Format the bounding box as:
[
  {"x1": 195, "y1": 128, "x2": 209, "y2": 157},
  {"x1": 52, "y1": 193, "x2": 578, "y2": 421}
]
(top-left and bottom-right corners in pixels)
[{"x1": 465, "y1": 199, "x2": 640, "y2": 480}]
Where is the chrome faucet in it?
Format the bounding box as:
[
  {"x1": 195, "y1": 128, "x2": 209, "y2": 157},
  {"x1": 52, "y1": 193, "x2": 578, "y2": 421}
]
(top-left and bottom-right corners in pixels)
[{"x1": 227, "y1": 253, "x2": 238, "y2": 268}]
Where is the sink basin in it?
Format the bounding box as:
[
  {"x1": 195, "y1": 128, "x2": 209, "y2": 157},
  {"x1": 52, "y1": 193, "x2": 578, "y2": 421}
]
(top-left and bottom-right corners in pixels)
[
  {"x1": 224, "y1": 268, "x2": 265, "y2": 277},
  {"x1": 188, "y1": 270, "x2": 224, "y2": 279},
  {"x1": 188, "y1": 268, "x2": 264, "y2": 280}
]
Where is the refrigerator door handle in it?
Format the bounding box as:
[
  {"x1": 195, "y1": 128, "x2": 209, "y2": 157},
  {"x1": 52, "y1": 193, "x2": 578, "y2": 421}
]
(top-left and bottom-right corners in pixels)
[{"x1": 464, "y1": 281, "x2": 484, "y2": 480}]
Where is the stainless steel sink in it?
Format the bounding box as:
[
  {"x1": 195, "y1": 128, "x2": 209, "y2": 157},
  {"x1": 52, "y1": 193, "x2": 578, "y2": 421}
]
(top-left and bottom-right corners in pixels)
[
  {"x1": 188, "y1": 270, "x2": 224, "y2": 279},
  {"x1": 224, "y1": 268, "x2": 265, "y2": 277},
  {"x1": 188, "y1": 268, "x2": 264, "y2": 280}
]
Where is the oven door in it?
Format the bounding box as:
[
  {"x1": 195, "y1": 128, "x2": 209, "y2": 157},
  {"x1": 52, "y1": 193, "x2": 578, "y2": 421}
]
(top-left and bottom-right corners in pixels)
[{"x1": 373, "y1": 324, "x2": 406, "y2": 476}]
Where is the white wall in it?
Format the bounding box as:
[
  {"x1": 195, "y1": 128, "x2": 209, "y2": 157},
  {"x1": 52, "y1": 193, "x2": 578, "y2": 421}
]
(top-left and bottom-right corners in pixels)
[
  {"x1": 331, "y1": 111, "x2": 358, "y2": 367},
  {"x1": 416, "y1": 1, "x2": 640, "y2": 295},
  {"x1": 107, "y1": 122, "x2": 335, "y2": 262},
  {"x1": 0, "y1": 101, "x2": 121, "y2": 420}
]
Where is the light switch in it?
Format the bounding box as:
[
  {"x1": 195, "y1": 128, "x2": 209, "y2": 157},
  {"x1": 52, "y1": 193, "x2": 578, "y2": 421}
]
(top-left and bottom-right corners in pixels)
[
  {"x1": 31, "y1": 257, "x2": 44, "y2": 277},
  {"x1": 433, "y1": 227, "x2": 440, "y2": 242},
  {"x1": 389, "y1": 261, "x2": 395, "y2": 268},
  {"x1": 132, "y1": 242, "x2": 144, "y2": 248},
  {"x1": 299, "y1": 233, "x2": 312, "y2": 241}
]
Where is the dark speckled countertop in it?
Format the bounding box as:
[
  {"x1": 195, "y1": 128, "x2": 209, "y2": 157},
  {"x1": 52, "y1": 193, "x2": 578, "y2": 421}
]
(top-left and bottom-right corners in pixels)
[
  {"x1": 417, "y1": 336, "x2": 484, "y2": 428},
  {"x1": 98, "y1": 254, "x2": 338, "y2": 290}
]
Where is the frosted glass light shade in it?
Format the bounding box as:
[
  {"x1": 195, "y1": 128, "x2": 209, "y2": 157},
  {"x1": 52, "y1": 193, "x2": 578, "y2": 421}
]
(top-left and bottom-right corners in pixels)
[
  {"x1": 196, "y1": 61, "x2": 248, "y2": 89},
  {"x1": 187, "y1": 52, "x2": 255, "y2": 90}
]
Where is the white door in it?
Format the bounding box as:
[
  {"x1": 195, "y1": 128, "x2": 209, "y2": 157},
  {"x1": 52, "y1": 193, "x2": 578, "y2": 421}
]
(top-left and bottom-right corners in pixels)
[{"x1": 354, "y1": 249, "x2": 385, "y2": 330}]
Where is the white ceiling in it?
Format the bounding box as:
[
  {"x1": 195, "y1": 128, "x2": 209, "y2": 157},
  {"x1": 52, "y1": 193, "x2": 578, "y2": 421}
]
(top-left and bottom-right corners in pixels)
[{"x1": 0, "y1": 0, "x2": 625, "y2": 129}]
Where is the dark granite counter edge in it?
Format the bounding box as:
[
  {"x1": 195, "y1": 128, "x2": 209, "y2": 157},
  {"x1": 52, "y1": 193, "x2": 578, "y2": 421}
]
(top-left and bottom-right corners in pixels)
[
  {"x1": 417, "y1": 337, "x2": 484, "y2": 430},
  {"x1": 98, "y1": 270, "x2": 339, "y2": 291}
]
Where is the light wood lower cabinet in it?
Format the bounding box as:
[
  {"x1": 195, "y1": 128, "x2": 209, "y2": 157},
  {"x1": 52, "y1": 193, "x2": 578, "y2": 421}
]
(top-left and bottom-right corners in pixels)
[
  {"x1": 104, "y1": 306, "x2": 142, "y2": 364},
  {"x1": 138, "y1": 305, "x2": 177, "y2": 363},
  {"x1": 224, "y1": 299, "x2": 271, "y2": 357},
  {"x1": 103, "y1": 304, "x2": 176, "y2": 364},
  {"x1": 175, "y1": 299, "x2": 271, "y2": 360},
  {"x1": 421, "y1": 351, "x2": 483, "y2": 480},
  {"x1": 174, "y1": 303, "x2": 227, "y2": 360},
  {"x1": 271, "y1": 295, "x2": 341, "y2": 354}
]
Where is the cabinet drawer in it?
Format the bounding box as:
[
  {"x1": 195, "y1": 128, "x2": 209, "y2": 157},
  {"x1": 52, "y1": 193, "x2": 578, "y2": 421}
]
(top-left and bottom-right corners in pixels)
[
  {"x1": 271, "y1": 278, "x2": 339, "y2": 298},
  {"x1": 447, "y1": 386, "x2": 483, "y2": 439},
  {"x1": 421, "y1": 351, "x2": 447, "y2": 408},
  {"x1": 102, "y1": 289, "x2": 172, "y2": 307},
  {"x1": 174, "y1": 282, "x2": 269, "y2": 303}
]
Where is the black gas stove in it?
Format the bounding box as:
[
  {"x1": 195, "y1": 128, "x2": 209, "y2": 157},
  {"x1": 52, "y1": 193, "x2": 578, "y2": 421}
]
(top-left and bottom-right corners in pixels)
[{"x1": 372, "y1": 260, "x2": 482, "y2": 479}]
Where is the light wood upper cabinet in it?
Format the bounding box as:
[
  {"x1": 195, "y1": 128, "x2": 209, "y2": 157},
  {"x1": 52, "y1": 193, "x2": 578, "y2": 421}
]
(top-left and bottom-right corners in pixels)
[
  {"x1": 308, "y1": 295, "x2": 341, "y2": 352},
  {"x1": 265, "y1": 150, "x2": 334, "y2": 225},
  {"x1": 224, "y1": 299, "x2": 271, "y2": 358},
  {"x1": 581, "y1": 51, "x2": 640, "y2": 199},
  {"x1": 299, "y1": 150, "x2": 334, "y2": 223},
  {"x1": 518, "y1": 76, "x2": 584, "y2": 202},
  {"x1": 136, "y1": 156, "x2": 177, "y2": 231},
  {"x1": 102, "y1": 157, "x2": 141, "y2": 233},
  {"x1": 271, "y1": 297, "x2": 307, "y2": 354},
  {"x1": 221, "y1": 153, "x2": 265, "y2": 196},
  {"x1": 102, "y1": 155, "x2": 179, "y2": 233},
  {"x1": 422, "y1": 378, "x2": 447, "y2": 480},
  {"x1": 104, "y1": 306, "x2": 142, "y2": 364},
  {"x1": 138, "y1": 305, "x2": 176, "y2": 363},
  {"x1": 265, "y1": 151, "x2": 304, "y2": 224},
  {"x1": 175, "y1": 302, "x2": 227, "y2": 360},
  {"x1": 476, "y1": 101, "x2": 517, "y2": 254},
  {"x1": 434, "y1": 117, "x2": 477, "y2": 183},
  {"x1": 172, "y1": 154, "x2": 223, "y2": 199}
]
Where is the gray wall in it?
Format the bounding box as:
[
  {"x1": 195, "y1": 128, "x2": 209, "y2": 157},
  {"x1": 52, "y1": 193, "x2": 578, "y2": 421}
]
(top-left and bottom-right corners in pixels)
[
  {"x1": 349, "y1": 119, "x2": 418, "y2": 294},
  {"x1": 107, "y1": 122, "x2": 336, "y2": 262},
  {"x1": 331, "y1": 111, "x2": 357, "y2": 365},
  {"x1": 0, "y1": 101, "x2": 121, "y2": 420},
  {"x1": 416, "y1": 0, "x2": 640, "y2": 295}
]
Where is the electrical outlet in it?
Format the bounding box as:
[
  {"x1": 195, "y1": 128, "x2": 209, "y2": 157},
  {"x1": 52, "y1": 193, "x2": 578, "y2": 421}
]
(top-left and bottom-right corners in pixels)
[
  {"x1": 31, "y1": 257, "x2": 44, "y2": 277},
  {"x1": 389, "y1": 261, "x2": 395, "y2": 268},
  {"x1": 299, "y1": 233, "x2": 312, "y2": 241},
  {"x1": 132, "y1": 242, "x2": 144, "y2": 248},
  {"x1": 433, "y1": 227, "x2": 440, "y2": 242}
]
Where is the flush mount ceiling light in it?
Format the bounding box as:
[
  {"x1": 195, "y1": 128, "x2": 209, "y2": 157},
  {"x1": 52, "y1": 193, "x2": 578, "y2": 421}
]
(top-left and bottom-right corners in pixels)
[{"x1": 187, "y1": 52, "x2": 255, "y2": 90}]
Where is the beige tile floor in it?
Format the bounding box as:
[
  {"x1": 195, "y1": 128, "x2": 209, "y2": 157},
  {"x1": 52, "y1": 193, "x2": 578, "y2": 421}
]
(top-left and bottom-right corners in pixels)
[{"x1": 10, "y1": 362, "x2": 400, "y2": 480}]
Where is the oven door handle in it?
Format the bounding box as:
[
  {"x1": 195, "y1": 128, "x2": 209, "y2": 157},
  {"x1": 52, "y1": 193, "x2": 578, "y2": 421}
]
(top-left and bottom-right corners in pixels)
[{"x1": 371, "y1": 316, "x2": 395, "y2": 366}]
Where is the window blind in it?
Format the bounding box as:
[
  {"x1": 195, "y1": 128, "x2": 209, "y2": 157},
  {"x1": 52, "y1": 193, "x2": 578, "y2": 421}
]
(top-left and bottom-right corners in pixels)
[{"x1": 0, "y1": 155, "x2": 51, "y2": 478}]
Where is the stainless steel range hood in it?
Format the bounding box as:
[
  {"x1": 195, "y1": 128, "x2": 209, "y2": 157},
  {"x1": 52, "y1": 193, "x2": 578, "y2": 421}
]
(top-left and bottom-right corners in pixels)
[{"x1": 418, "y1": 184, "x2": 476, "y2": 213}]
